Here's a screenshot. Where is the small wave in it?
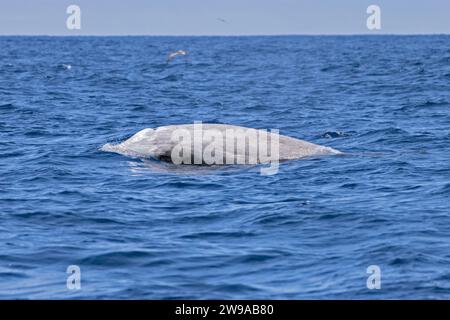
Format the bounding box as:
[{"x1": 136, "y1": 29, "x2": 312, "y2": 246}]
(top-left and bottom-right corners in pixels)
[
  {"x1": 80, "y1": 250, "x2": 156, "y2": 266},
  {"x1": 430, "y1": 183, "x2": 450, "y2": 195},
  {"x1": 417, "y1": 100, "x2": 449, "y2": 108},
  {"x1": 320, "y1": 131, "x2": 351, "y2": 139},
  {"x1": 243, "y1": 104, "x2": 270, "y2": 111},
  {"x1": 400, "y1": 99, "x2": 450, "y2": 112},
  {"x1": 192, "y1": 62, "x2": 213, "y2": 68},
  {"x1": 211, "y1": 283, "x2": 261, "y2": 294},
  {"x1": 0, "y1": 271, "x2": 28, "y2": 279},
  {"x1": 230, "y1": 253, "x2": 281, "y2": 264},
  {"x1": 0, "y1": 103, "x2": 14, "y2": 109},
  {"x1": 159, "y1": 74, "x2": 180, "y2": 81},
  {"x1": 320, "y1": 65, "x2": 340, "y2": 72},
  {"x1": 180, "y1": 231, "x2": 256, "y2": 240},
  {"x1": 359, "y1": 127, "x2": 410, "y2": 139}
]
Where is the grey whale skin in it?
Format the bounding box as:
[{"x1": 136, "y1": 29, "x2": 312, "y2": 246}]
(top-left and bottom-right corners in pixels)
[{"x1": 102, "y1": 124, "x2": 341, "y2": 164}]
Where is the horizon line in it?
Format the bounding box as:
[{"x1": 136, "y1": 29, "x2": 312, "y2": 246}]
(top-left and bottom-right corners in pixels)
[{"x1": 1, "y1": 33, "x2": 450, "y2": 37}]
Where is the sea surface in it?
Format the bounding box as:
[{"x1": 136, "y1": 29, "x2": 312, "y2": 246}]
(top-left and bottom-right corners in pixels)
[{"x1": 1, "y1": 35, "x2": 450, "y2": 299}]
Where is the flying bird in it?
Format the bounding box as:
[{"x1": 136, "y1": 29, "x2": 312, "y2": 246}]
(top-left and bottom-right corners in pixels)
[{"x1": 167, "y1": 50, "x2": 188, "y2": 63}]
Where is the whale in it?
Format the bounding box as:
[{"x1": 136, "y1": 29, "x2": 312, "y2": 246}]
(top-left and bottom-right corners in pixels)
[{"x1": 102, "y1": 124, "x2": 341, "y2": 167}]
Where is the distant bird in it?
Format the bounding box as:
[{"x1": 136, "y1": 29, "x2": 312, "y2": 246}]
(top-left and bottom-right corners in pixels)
[
  {"x1": 167, "y1": 50, "x2": 188, "y2": 63},
  {"x1": 217, "y1": 18, "x2": 228, "y2": 24}
]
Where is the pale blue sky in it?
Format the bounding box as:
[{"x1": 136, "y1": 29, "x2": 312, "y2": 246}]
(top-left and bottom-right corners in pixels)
[{"x1": 0, "y1": 0, "x2": 449, "y2": 35}]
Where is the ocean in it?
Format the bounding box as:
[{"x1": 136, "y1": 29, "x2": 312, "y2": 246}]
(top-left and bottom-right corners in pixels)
[{"x1": 0, "y1": 35, "x2": 449, "y2": 299}]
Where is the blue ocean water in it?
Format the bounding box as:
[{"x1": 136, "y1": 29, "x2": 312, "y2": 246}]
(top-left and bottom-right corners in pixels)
[{"x1": 0, "y1": 35, "x2": 450, "y2": 299}]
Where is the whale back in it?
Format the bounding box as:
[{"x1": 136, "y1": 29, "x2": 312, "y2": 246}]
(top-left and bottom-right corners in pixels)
[{"x1": 102, "y1": 124, "x2": 341, "y2": 164}]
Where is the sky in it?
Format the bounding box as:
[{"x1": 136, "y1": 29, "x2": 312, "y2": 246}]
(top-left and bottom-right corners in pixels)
[{"x1": 0, "y1": 0, "x2": 449, "y2": 35}]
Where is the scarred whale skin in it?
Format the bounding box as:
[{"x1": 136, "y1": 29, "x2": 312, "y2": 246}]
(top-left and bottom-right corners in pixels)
[{"x1": 101, "y1": 123, "x2": 341, "y2": 164}]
